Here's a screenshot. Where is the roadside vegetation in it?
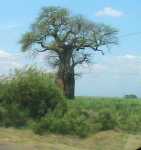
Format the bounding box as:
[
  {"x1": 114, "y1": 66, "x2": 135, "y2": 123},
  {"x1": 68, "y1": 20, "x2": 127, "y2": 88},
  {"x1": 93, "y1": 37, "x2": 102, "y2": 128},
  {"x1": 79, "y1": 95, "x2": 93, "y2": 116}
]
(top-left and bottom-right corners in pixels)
[{"x1": 0, "y1": 67, "x2": 140, "y2": 138}]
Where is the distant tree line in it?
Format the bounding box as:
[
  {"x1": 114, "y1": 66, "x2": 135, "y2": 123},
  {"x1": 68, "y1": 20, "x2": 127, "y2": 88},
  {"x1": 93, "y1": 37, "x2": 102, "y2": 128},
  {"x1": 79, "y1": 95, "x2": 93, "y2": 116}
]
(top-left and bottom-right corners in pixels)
[{"x1": 124, "y1": 94, "x2": 138, "y2": 99}]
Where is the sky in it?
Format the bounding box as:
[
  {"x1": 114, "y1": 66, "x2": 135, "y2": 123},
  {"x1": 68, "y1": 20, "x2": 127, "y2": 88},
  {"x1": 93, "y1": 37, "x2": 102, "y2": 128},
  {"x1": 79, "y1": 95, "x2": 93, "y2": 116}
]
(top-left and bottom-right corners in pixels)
[{"x1": 0, "y1": 0, "x2": 140, "y2": 97}]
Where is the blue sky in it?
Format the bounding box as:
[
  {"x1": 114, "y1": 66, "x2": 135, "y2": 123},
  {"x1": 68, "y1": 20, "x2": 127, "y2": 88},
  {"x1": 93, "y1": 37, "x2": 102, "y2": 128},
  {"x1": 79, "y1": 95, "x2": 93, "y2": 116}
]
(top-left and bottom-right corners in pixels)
[{"x1": 0, "y1": 0, "x2": 141, "y2": 97}]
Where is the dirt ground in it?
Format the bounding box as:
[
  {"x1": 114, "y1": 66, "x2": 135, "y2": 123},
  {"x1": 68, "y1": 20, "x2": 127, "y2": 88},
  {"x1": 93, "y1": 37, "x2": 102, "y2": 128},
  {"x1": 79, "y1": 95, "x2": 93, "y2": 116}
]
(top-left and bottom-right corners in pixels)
[{"x1": 0, "y1": 128, "x2": 141, "y2": 150}]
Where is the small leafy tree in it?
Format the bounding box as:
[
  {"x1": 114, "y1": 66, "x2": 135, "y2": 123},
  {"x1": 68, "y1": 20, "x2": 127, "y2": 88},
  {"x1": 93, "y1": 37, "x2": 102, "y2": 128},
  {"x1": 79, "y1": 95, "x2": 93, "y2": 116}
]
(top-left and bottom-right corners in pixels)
[{"x1": 20, "y1": 6, "x2": 118, "y2": 99}]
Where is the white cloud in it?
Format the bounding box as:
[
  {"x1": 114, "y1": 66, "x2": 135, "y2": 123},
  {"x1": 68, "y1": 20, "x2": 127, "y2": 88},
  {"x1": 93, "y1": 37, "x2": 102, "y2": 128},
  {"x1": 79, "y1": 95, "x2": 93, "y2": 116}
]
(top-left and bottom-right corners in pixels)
[
  {"x1": 76, "y1": 54, "x2": 141, "y2": 97},
  {"x1": 0, "y1": 50, "x2": 23, "y2": 74},
  {"x1": 96, "y1": 6, "x2": 124, "y2": 17},
  {"x1": 0, "y1": 49, "x2": 55, "y2": 75},
  {"x1": 0, "y1": 50, "x2": 17, "y2": 61},
  {"x1": 79, "y1": 54, "x2": 141, "y2": 78},
  {"x1": 78, "y1": 63, "x2": 108, "y2": 75},
  {"x1": 0, "y1": 49, "x2": 140, "y2": 80},
  {"x1": 115, "y1": 55, "x2": 141, "y2": 76}
]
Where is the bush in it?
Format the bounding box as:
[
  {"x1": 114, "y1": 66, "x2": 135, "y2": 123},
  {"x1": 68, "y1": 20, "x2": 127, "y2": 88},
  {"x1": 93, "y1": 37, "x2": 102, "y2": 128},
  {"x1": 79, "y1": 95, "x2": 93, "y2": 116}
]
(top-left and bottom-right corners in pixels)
[
  {"x1": 95, "y1": 109, "x2": 117, "y2": 131},
  {"x1": 2, "y1": 105, "x2": 28, "y2": 127},
  {"x1": 0, "y1": 104, "x2": 28, "y2": 127},
  {"x1": 33, "y1": 107, "x2": 91, "y2": 137},
  {"x1": 0, "y1": 67, "x2": 66, "y2": 119}
]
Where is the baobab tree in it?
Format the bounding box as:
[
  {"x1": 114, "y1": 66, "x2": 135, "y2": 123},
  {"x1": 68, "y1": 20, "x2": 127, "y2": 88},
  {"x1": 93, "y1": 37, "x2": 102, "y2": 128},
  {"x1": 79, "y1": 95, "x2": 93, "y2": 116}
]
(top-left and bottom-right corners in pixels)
[{"x1": 20, "y1": 6, "x2": 118, "y2": 99}]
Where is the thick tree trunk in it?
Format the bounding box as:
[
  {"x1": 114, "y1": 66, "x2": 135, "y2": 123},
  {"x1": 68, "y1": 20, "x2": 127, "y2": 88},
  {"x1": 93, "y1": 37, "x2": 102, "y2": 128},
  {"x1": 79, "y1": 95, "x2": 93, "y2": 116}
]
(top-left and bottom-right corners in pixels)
[
  {"x1": 63, "y1": 69, "x2": 75, "y2": 99},
  {"x1": 57, "y1": 67, "x2": 75, "y2": 99},
  {"x1": 56, "y1": 52, "x2": 75, "y2": 99}
]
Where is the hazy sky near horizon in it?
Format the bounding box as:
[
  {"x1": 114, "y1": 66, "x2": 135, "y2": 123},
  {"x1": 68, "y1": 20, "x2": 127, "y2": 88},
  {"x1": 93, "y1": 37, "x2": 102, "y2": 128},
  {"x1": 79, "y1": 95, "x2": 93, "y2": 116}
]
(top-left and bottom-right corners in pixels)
[{"x1": 0, "y1": 0, "x2": 140, "y2": 97}]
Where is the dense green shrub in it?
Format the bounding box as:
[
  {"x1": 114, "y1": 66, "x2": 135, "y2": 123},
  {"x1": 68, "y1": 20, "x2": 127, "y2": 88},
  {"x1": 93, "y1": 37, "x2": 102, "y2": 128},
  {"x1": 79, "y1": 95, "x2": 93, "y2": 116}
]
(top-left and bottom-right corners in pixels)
[
  {"x1": 33, "y1": 107, "x2": 91, "y2": 137},
  {"x1": 95, "y1": 109, "x2": 117, "y2": 131},
  {"x1": 0, "y1": 104, "x2": 28, "y2": 127},
  {"x1": 2, "y1": 105, "x2": 28, "y2": 127},
  {"x1": 0, "y1": 67, "x2": 66, "y2": 119}
]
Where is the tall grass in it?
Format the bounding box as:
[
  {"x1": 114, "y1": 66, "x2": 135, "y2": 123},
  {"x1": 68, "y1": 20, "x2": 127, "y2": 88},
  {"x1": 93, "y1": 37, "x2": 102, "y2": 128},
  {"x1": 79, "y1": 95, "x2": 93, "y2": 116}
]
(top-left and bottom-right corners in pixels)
[
  {"x1": 70, "y1": 97, "x2": 141, "y2": 133},
  {"x1": 33, "y1": 96, "x2": 141, "y2": 137}
]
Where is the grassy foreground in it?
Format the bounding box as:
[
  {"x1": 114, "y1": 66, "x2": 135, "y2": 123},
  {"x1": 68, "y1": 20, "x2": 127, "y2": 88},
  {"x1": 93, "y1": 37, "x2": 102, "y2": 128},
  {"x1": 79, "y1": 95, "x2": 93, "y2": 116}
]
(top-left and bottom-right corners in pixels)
[{"x1": 0, "y1": 128, "x2": 141, "y2": 150}]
